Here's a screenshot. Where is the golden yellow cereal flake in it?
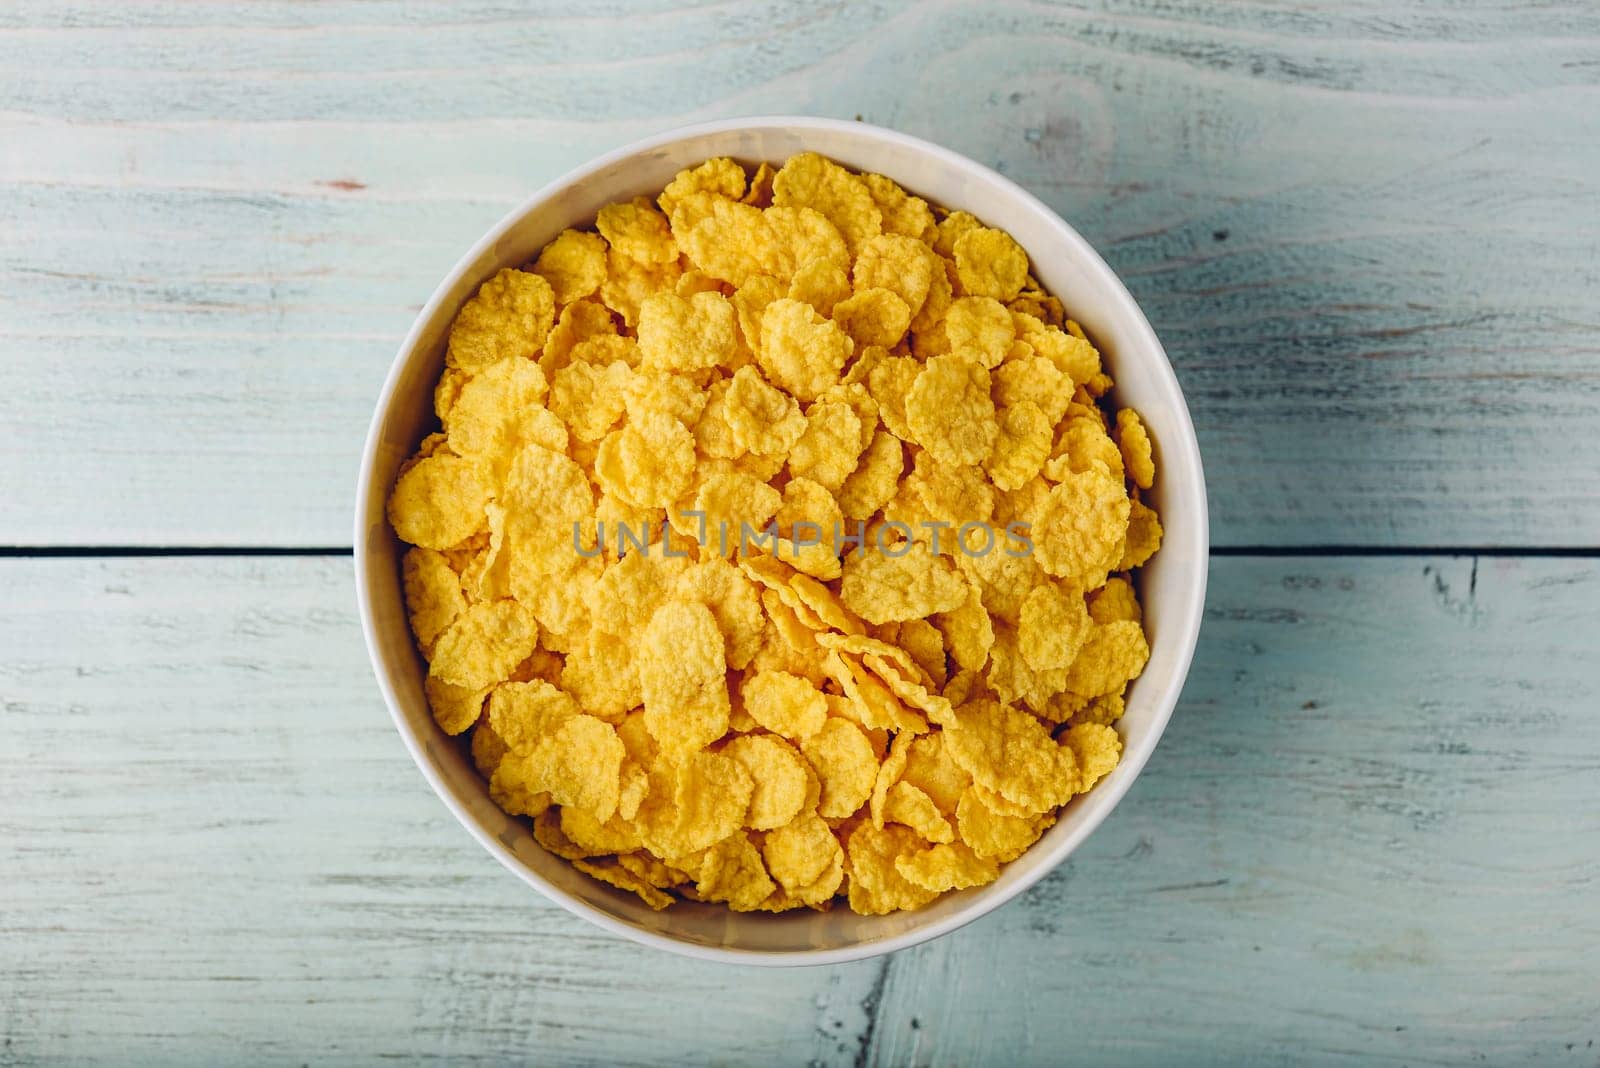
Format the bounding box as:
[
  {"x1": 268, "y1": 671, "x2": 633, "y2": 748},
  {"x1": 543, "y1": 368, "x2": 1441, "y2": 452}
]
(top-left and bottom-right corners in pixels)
[
  {"x1": 486, "y1": 679, "x2": 578, "y2": 752},
  {"x1": 596, "y1": 196, "x2": 677, "y2": 266},
  {"x1": 1065, "y1": 620, "x2": 1150, "y2": 699},
  {"x1": 831, "y1": 287, "x2": 911, "y2": 351},
  {"x1": 840, "y1": 548, "x2": 969, "y2": 625},
  {"x1": 722, "y1": 734, "x2": 815, "y2": 831},
  {"x1": 845, "y1": 822, "x2": 938, "y2": 915},
  {"x1": 634, "y1": 750, "x2": 753, "y2": 858},
  {"x1": 533, "y1": 229, "x2": 608, "y2": 306},
  {"x1": 944, "y1": 699, "x2": 1076, "y2": 814},
  {"x1": 895, "y1": 841, "x2": 999, "y2": 892},
  {"x1": 639, "y1": 600, "x2": 731, "y2": 754},
  {"x1": 446, "y1": 268, "x2": 555, "y2": 371},
  {"x1": 1119, "y1": 496, "x2": 1164, "y2": 571},
  {"x1": 722, "y1": 364, "x2": 808, "y2": 457},
  {"x1": 1018, "y1": 582, "x2": 1092, "y2": 672},
  {"x1": 1032, "y1": 465, "x2": 1131, "y2": 589},
  {"x1": 572, "y1": 857, "x2": 675, "y2": 911},
  {"x1": 637, "y1": 290, "x2": 739, "y2": 373},
  {"x1": 952, "y1": 227, "x2": 1029, "y2": 302},
  {"x1": 740, "y1": 669, "x2": 828, "y2": 741},
  {"x1": 763, "y1": 812, "x2": 845, "y2": 904},
  {"x1": 787, "y1": 395, "x2": 865, "y2": 493},
  {"x1": 905, "y1": 353, "x2": 997, "y2": 467},
  {"x1": 758, "y1": 298, "x2": 853, "y2": 402},
  {"x1": 984, "y1": 400, "x2": 1054, "y2": 492},
  {"x1": 800, "y1": 717, "x2": 878, "y2": 819},
  {"x1": 772, "y1": 151, "x2": 882, "y2": 254},
  {"x1": 388, "y1": 455, "x2": 489, "y2": 551},
  {"x1": 402, "y1": 547, "x2": 465, "y2": 655},
  {"x1": 429, "y1": 600, "x2": 540, "y2": 691}
]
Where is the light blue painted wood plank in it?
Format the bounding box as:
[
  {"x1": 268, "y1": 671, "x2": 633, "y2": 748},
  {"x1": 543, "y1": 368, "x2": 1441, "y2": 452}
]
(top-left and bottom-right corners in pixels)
[
  {"x1": 0, "y1": 555, "x2": 886, "y2": 1066},
  {"x1": 868, "y1": 553, "x2": 1600, "y2": 1065},
  {"x1": 1, "y1": 554, "x2": 1596, "y2": 1064},
  {"x1": 0, "y1": 2, "x2": 1597, "y2": 547}
]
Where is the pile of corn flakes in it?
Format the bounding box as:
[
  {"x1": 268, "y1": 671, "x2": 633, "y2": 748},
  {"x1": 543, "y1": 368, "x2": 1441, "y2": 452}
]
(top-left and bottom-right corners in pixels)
[{"x1": 387, "y1": 152, "x2": 1162, "y2": 915}]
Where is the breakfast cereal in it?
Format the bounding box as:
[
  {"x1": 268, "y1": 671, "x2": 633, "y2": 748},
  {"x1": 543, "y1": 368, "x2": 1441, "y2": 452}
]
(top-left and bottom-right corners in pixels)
[{"x1": 386, "y1": 152, "x2": 1162, "y2": 914}]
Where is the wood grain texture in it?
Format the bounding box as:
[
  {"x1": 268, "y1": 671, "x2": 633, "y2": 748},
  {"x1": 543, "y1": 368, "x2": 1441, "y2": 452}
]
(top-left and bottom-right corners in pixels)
[
  {"x1": 2, "y1": 555, "x2": 1596, "y2": 1064},
  {"x1": 2, "y1": 1, "x2": 1598, "y2": 547}
]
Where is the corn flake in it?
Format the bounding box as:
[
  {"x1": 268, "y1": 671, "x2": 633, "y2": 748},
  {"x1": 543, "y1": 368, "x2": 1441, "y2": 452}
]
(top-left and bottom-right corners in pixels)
[
  {"x1": 722, "y1": 364, "x2": 808, "y2": 457},
  {"x1": 639, "y1": 600, "x2": 731, "y2": 754},
  {"x1": 573, "y1": 857, "x2": 675, "y2": 910},
  {"x1": 945, "y1": 699, "x2": 1076, "y2": 814},
  {"x1": 486, "y1": 679, "x2": 578, "y2": 752},
  {"x1": 403, "y1": 547, "x2": 465, "y2": 656},
  {"x1": 1061, "y1": 722, "x2": 1122, "y2": 793},
  {"x1": 658, "y1": 157, "x2": 746, "y2": 222},
  {"x1": 388, "y1": 455, "x2": 489, "y2": 551},
  {"x1": 983, "y1": 401, "x2": 1053, "y2": 493},
  {"x1": 763, "y1": 812, "x2": 845, "y2": 904},
  {"x1": 634, "y1": 750, "x2": 753, "y2": 857},
  {"x1": 601, "y1": 248, "x2": 680, "y2": 328},
  {"x1": 547, "y1": 358, "x2": 631, "y2": 443},
  {"x1": 883, "y1": 781, "x2": 954, "y2": 844},
  {"x1": 852, "y1": 235, "x2": 937, "y2": 325},
  {"x1": 772, "y1": 151, "x2": 882, "y2": 254},
  {"x1": 952, "y1": 227, "x2": 1028, "y2": 302},
  {"x1": 1114, "y1": 408, "x2": 1155, "y2": 490},
  {"x1": 595, "y1": 412, "x2": 697, "y2": 511},
  {"x1": 800, "y1": 717, "x2": 878, "y2": 819},
  {"x1": 788, "y1": 257, "x2": 853, "y2": 317},
  {"x1": 840, "y1": 548, "x2": 969, "y2": 624},
  {"x1": 761, "y1": 206, "x2": 851, "y2": 284},
  {"x1": 905, "y1": 353, "x2": 997, "y2": 466},
  {"x1": 845, "y1": 822, "x2": 938, "y2": 915},
  {"x1": 427, "y1": 674, "x2": 490, "y2": 737},
  {"x1": 517, "y1": 714, "x2": 623, "y2": 821},
  {"x1": 862, "y1": 173, "x2": 935, "y2": 240},
  {"x1": 1065, "y1": 620, "x2": 1150, "y2": 699},
  {"x1": 955, "y1": 786, "x2": 1044, "y2": 862},
  {"x1": 758, "y1": 298, "x2": 852, "y2": 402},
  {"x1": 471, "y1": 721, "x2": 508, "y2": 777},
  {"x1": 596, "y1": 196, "x2": 677, "y2": 266},
  {"x1": 776, "y1": 476, "x2": 844, "y2": 541},
  {"x1": 895, "y1": 841, "x2": 998, "y2": 892},
  {"x1": 787, "y1": 395, "x2": 865, "y2": 493},
  {"x1": 1018, "y1": 582, "x2": 1092, "y2": 672},
  {"x1": 1089, "y1": 576, "x2": 1142, "y2": 624},
  {"x1": 533, "y1": 229, "x2": 608, "y2": 306},
  {"x1": 560, "y1": 632, "x2": 641, "y2": 723},
  {"x1": 835, "y1": 430, "x2": 905, "y2": 521},
  {"x1": 676, "y1": 556, "x2": 767, "y2": 670},
  {"x1": 429, "y1": 600, "x2": 540, "y2": 691},
  {"x1": 446, "y1": 268, "x2": 555, "y2": 371},
  {"x1": 1119, "y1": 496, "x2": 1163, "y2": 571},
  {"x1": 945, "y1": 296, "x2": 1015, "y2": 368},
  {"x1": 637, "y1": 290, "x2": 739, "y2": 373},
  {"x1": 900, "y1": 732, "x2": 972, "y2": 816},
  {"x1": 831, "y1": 287, "x2": 910, "y2": 351},
  {"x1": 740, "y1": 669, "x2": 827, "y2": 741},
  {"x1": 691, "y1": 832, "x2": 777, "y2": 911},
  {"x1": 723, "y1": 734, "x2": 815, "y2": 830},
  {"x1": 1033, "y1": 465, "x2": 1130, "y2": 589}
]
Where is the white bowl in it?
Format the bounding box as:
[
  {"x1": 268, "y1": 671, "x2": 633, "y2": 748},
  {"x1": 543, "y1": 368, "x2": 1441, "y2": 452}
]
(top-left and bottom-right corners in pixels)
[{"x1": 355, "y1": 116, "x2": 1208, "y2": 966}]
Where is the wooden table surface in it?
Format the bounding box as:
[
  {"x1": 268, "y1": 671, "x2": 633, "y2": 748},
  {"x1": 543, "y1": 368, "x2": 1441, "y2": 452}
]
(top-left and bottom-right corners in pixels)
[{"x1": 2, "y1": 3, "x2": 1597, "y2": 1064}]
